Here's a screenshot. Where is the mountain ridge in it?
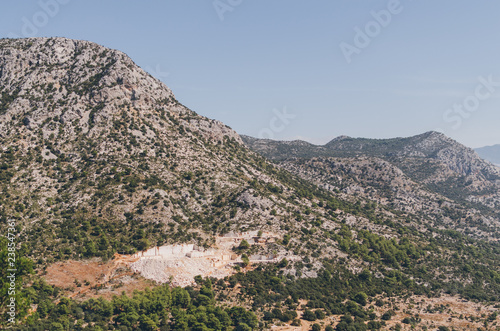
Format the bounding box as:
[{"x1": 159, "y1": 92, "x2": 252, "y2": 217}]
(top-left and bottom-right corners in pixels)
[
  {"x1": 242, "y1": 131, "x2": 500, "y2": 179},
  {"x1": 242, "y1": 131, "x2": 500, "y2": 240},
  {"x1": 1, "y1": 37, "x2": 499, "y2": 330}
]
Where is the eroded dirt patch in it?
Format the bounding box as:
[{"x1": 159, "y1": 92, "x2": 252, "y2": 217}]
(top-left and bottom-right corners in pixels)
[{"x1": 42, "y1": 258, "x2": 156, "y2": 300}]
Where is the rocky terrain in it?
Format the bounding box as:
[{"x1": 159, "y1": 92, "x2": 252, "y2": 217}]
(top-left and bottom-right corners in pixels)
[
  {"x1": 243, "y1": 133, "x2": 500, "y2": 240},
  {"x1": 0, "y1": 37, "x2": 318, "y2": 260},
  {"x1": 0, "y1": 37, "x2": 499, "y2": 330}
]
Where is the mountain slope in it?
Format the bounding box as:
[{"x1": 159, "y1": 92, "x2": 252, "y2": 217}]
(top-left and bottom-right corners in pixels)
[
  {"x1": 1, "y1": 37, "x2": 391, "y2": 275},
  {"x1": 243, "y1": 132, "x2": 500, "y2": 179},
  {"x1": 242, "y1": 133, "x2": 500, "y2": 239},
  {"x1": 0, "y1": 37, "x2": 322, "y2": 259},
  {"x1": 0, "y1": 38, "x2": 499, "y2": 329}
]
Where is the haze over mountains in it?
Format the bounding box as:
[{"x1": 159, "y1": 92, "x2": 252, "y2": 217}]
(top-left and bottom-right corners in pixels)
[
  {"x1": 476, "y1": 144, "x2": 500, "y2": 166},
  {"x1": 0, "y1": 37, "x2": 499, "y2": 330}
]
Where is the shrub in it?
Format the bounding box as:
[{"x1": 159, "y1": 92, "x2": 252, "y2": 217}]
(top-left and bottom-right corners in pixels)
[
  {"x1": 312, "y1": 323, "x2": 321, "y2": 331},
  {"x1": 302, "y1": 309, "x2": 316, "y2": 321},
  {"x1": 354, "y1": 292, "x2": 368, "y2": 306},
  {"x1": 315, "y1": 310, "x2": 325, "y2": 320},
  {"x1": 381, "y1": 311, "x2": 393, "y2": 320}
]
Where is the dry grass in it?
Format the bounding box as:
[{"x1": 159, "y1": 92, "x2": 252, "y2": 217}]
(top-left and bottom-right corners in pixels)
[
  {"x1": 269, "y1": 295, "x2": 499, "y2": 331},
  {"x1": 42, "y1": 257, "x2": 156, "y2": 301}
]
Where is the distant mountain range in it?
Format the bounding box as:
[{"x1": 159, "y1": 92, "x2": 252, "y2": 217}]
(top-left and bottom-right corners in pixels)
[
  {"x1": 476, "y1": 144, "x2": 500, "y2": 166},
  {"x1": 243, "y1": 132, "x2": 500, "y2": 239}
]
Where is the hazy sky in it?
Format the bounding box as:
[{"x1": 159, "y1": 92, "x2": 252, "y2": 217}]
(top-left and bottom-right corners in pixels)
[{"x1": 1, "y1": 1, "x2": 500, "y2": 148}]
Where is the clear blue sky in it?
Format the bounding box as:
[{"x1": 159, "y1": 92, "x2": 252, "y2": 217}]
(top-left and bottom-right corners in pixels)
[{"x1": 1, "y1": 0, "x2": 500, "y2": 148}]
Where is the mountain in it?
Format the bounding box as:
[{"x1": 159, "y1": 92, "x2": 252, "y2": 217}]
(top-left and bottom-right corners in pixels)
[
  {"x1": 1, "y1": 38, "x2": 499, "y2": 330},
  {"x1": 476, "y1": 144, "x2": 500, "y2": 166},
  {"x1": 243, "y1": 131, "x2": 500, "y2": 177},
  {"x1": 242, "y1": 132, "x2": 500, "y2": 224},
  {"x1": 0, "y1": 36, "x2": 372, "y2": 279}
]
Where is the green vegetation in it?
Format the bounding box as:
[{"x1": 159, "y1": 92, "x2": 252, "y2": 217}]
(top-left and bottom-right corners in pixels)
[
  {"x1": 6, "y1": 278, "x2": 257, "y2": 331},
  {"x1": 0, "y1": 236, "x2": 34, "y2": 323}
]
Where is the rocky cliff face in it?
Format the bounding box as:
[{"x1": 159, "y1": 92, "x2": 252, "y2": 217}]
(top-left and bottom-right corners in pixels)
[{"x1": 0, "y1": 37, "x2": 241, "y2": 144}]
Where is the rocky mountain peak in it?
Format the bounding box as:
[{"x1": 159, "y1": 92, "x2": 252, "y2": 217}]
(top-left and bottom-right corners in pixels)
[
  {"x1": 0, "y1": 37, "x2": 241, "y2": 145},
  {"x1": 410, "y1": 132, "x2": 499, "y2": 177}
]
